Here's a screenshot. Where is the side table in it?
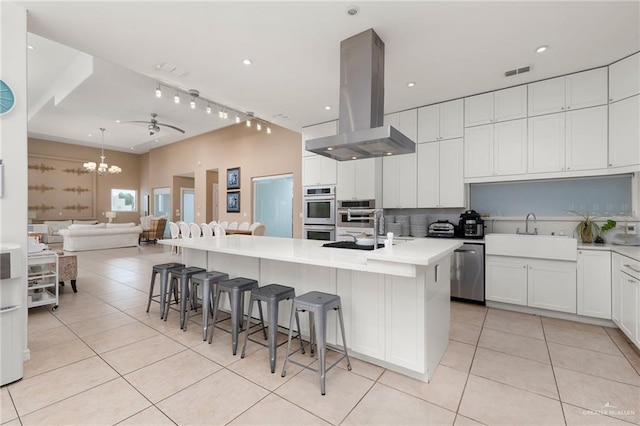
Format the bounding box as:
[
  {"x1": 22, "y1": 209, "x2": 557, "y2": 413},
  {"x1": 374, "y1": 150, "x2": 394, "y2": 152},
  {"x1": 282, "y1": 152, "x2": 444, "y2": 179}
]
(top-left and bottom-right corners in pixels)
[{"x1": 57, "y1": 252, "x2": 78, "y2": 293}]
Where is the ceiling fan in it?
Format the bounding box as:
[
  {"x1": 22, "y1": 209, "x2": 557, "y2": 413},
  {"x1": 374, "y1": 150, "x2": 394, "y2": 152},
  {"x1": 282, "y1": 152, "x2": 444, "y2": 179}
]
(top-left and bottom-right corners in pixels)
[{"x1": 126, "y1": 113, "x2": 185, "y2": 136}]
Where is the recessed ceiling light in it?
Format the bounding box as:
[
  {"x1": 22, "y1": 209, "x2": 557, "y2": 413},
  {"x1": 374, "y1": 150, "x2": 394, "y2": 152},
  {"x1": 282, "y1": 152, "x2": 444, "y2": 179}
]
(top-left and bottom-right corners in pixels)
[
  {"x1": 27, "y1": 45, "x2": 34, "y2": 50},
  {"x1": 346, "y1": 5, "x2": 360, "y2": 16},
  {"x1": 243, "y1": 59, "x2": 252, "y2": 66},
  {"x1": 327, "y1": 147, "x2": 333, "y2": 151},
  {"x1": 115, "y1": 120, "x2": 121, "y2": 123},
  {"x1": 536, "y1": 45, "x2": 548, "y2": 53},
  {"x1": 407, "y1": 82, "x2": 416, "y2": 88},
  {"x1": 351, "y1": 156, "x2": 357, "y2": 160},
  {"x1": 88, "y1": 134, "x2": 92, "y2": 137},
  {"x1": 155, "y1": 139, "x2": 159, "y2": 143},
  {"x1": 325, "y1": 106, "x2": 331, "y2": 110},
  {"x1": 386, "y1": 152, "x2": 393, "y2": 156},
  {"x1": 130, "y1": 147, "x2": 134, "y2": 150}
]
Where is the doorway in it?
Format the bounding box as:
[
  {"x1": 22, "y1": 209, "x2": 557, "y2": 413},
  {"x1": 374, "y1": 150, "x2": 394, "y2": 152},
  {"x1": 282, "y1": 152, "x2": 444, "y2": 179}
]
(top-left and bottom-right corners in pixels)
[
  {"x1": 253, "y1": 174, "x2": 293, "y2": 237},
  {"x1": 153, "y1": 187, "x2": 170, "y2": 238},
  {"x1": 181, "y1": 188, "x2": 195, "y2": 224}
]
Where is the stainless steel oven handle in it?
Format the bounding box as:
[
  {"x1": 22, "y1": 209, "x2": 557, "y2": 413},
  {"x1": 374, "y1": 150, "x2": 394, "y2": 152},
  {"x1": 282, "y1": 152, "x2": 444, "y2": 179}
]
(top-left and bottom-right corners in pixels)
[{"x1": 454, "y1": 249, "x2": 477, "y2": 255}]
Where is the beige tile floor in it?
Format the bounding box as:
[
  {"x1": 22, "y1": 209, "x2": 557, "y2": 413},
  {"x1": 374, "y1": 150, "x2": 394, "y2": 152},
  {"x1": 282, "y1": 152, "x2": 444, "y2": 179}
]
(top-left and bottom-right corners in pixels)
[{"x1": 3, "y1": 244, "x2": 640, "y2": 425}]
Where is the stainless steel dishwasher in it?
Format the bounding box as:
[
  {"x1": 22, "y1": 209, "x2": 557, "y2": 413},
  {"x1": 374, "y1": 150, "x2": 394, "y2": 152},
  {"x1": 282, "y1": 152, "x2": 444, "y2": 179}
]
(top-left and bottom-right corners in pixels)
[{"x1": 451, "y1": 243, "x2": 485, "y2": 304}]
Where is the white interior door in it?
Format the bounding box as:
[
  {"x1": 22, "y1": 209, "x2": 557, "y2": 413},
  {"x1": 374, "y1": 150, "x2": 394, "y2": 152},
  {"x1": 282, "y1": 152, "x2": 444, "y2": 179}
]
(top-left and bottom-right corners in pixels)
[
  {"x1": 181, "y1": 188, "x2": 195, "y2": 224},
  {"x1": 253, "y1": 174, "x2": 293, "y2": 237}
]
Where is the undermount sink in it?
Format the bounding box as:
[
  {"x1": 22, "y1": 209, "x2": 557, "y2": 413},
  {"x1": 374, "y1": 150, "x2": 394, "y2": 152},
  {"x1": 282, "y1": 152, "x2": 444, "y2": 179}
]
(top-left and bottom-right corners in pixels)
[{"x1": 485, "y1": 233, "x2": 578, "y2": 261}]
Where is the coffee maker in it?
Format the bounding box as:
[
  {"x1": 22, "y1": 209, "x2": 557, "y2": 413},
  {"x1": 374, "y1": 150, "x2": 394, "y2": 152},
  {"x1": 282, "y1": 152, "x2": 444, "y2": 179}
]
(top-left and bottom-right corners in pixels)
[{"x1": 459, "y1": 210, "x2": 485, "y2": 239}]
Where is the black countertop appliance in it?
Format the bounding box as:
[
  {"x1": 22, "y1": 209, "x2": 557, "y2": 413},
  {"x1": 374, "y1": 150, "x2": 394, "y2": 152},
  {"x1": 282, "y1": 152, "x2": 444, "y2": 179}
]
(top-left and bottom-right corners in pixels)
[{"x1": 459, "y1": 210, "x2": 485, "y2": 239}]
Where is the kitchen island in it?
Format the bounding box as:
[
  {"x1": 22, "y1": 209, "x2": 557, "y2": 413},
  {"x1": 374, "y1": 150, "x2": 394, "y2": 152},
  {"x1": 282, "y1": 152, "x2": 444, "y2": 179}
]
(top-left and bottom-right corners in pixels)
[{"x1": 159, "y1": 235, "x2": 462, "y2": 382}]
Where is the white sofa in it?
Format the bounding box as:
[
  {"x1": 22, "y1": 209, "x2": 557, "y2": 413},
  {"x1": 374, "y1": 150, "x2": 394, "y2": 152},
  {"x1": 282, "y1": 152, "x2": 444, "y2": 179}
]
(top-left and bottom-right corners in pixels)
[
  {"x1": 58, "y1": 223, "x2": 143, "y2": 251},
  {"x1": 41, "y1": 220, "x2": 99, "y2": 244}
]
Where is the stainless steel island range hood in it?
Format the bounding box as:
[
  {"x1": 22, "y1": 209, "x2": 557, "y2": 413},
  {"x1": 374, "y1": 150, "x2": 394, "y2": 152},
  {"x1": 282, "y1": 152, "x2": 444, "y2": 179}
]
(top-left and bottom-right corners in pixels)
[{"x1": 306, "y1": 29, "x2": 415, "y2": 161}]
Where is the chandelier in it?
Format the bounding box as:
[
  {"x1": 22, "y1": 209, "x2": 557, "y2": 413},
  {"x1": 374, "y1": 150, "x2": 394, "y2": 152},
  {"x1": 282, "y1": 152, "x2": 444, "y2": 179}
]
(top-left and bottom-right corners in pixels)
[{"x1": 83, "y1": 128, "x2": 122, "y2": 175}]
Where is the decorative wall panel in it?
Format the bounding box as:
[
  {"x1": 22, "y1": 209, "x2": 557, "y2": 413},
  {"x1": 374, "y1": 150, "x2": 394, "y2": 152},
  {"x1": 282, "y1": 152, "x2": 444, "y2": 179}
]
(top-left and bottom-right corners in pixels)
[{"x1": 28, "y1": 155, "x2": 96, "y2": 220}]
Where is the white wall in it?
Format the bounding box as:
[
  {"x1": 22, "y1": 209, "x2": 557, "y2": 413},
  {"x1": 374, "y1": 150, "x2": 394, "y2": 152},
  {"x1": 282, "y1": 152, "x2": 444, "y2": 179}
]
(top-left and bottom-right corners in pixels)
[{"x1": 0, "y1": 2, "x2": 29, "y2": 359}]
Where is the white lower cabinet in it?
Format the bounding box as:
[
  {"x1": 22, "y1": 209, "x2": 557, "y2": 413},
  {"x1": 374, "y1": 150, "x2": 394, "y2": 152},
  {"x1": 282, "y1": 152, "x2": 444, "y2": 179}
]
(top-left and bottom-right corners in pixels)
[
  {"x1": 527, "y1": 260, "x2": 577, "y2": 314},
  {"x1": 611, "y1": 252, "x2": 640, "y2": 348},
  {"x1": 486, "y1": 257, "x2": 528, "y2": 305},
  {"x1": 577, "y1": 250, "x2": 611, "y2": 319},
  {"x1": 486, "y1": 255, "x2": 576, "y2": 313},
  {"x1": 620, "y1": 276, "x2": 639, "y2": 345}
]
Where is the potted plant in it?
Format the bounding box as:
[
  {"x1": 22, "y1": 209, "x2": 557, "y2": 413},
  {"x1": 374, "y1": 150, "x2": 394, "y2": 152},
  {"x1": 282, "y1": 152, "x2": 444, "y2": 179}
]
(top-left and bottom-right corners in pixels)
[
  {"x1": 571, "y1": 211, "x2": 599, "y2": 243},
  {"x1": 594, "y1": 219, "x2": 617, "y2": 244}
]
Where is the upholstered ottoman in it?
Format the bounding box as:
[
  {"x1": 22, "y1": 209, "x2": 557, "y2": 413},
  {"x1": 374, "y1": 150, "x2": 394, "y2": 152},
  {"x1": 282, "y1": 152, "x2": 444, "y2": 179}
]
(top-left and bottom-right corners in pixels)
[{"x1": 57, "y1": 252, "x2": 78, "y2": 293}]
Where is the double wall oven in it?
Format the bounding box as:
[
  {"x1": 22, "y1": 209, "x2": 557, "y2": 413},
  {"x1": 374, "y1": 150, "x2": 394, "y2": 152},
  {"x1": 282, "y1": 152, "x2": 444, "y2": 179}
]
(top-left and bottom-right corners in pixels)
[{"x1": 303, "y1": 186, "x2": 336, "y2": 241}]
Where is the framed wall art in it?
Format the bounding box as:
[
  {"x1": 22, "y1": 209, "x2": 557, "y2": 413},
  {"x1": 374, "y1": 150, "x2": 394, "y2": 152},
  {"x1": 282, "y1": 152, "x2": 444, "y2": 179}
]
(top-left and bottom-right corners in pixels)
[
  {"x1": 227, "y1": 167, "x2": 240, "y2": 190},
  {"x1": 227, "y1": 191, "x2": 240, "y2": 213}
]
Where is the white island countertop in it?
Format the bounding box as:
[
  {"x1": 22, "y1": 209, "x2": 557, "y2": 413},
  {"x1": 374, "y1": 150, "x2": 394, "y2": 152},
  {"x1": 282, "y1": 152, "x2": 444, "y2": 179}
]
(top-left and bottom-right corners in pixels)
[{"x1": 160, "y1": 236, "x2": 462, "y2": 277}]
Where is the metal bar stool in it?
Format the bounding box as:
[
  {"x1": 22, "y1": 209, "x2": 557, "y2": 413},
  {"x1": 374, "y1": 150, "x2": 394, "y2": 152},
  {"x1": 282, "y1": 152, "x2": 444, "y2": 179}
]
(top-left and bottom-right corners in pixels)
[
  {"x1": 189, "y1": 271, "x2": 230, "y2": 340},
  {"x1": 165, "y1": 266, "x2": 206, "y2": 327},
  {"x1": 281, "y1": 291, "x2": 351, "y2": 395},
  {"x1": 209, "y1": 277, "x2": 266, "y2": 355},
  {"x1": 146, "y1": 262, "x2": 184, "y2": 319},
  {"x1": 240, "y1": 284, "x2": 305, "y2": 373}
]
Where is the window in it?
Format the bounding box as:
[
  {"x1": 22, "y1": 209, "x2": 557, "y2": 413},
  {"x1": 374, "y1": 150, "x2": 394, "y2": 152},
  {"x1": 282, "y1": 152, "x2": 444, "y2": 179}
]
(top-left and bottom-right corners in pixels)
[{"x1": 111, "y1": 189, "x2": 137, "y2": 212}]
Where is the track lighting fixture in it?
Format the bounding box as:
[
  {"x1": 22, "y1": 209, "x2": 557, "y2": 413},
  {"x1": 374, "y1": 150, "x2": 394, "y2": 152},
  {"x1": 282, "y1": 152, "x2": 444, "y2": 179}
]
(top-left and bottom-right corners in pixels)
[{"x1": 155, "y1": 82, "x2": 272, "y2": 135}]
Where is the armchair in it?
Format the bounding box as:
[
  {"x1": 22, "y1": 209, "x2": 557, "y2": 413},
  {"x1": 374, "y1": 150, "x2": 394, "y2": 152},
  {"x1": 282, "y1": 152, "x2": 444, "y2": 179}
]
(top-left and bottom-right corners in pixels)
[{"x1": 139, "y1": 217, "x2": 167, "y2": 243}]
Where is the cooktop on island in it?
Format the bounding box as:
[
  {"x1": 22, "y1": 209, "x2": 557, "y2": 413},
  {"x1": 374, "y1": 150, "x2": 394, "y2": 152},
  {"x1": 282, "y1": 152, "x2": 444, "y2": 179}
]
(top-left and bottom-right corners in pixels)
[{"x1": 322, "y1": 241, "x2": 385, "y2": 250}]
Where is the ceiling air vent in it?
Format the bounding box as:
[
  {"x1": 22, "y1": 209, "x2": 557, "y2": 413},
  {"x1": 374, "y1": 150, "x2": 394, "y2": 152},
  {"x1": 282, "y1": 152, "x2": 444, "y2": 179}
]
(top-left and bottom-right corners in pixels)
[{"x1": 504, "y1": 65, "x2": 531, "y2": 77}]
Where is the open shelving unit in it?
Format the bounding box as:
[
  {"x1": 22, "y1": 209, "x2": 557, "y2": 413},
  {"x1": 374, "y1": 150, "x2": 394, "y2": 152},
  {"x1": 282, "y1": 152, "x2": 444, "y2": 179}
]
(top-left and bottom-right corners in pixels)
[{"x1": 27, "y1": 250, "x2": 58, "y2": 310}]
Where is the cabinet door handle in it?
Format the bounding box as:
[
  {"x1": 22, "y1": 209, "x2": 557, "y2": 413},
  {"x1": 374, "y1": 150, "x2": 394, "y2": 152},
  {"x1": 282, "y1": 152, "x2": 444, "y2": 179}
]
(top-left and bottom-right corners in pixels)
[
  {"x1": 435, "y1": 264, "x2": 440, "y2": 283},
  {"x1": 623, "y1": 264, "x2": 640, "y2": 273}
]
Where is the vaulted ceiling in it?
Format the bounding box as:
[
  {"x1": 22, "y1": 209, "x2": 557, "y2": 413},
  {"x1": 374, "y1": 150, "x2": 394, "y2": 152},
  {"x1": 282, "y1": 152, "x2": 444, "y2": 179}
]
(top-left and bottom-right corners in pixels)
[{"x1": 21, "y1": 1, "x2": 640, "y2": 152}]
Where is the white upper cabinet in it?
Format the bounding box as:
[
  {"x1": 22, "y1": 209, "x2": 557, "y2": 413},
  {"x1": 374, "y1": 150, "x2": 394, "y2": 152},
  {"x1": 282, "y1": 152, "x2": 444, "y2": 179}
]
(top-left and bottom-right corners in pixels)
[
  {"x1": 494, "y1": 86, "x2": 528, "y2": 122},
  {"x1": 382, "y1": 152, "x2": 417, "y2": 209},
  {"x1": 464, "y1": 125, "x2": 494, "y2": 178},
  {"x1": 464, "y1": 119, "x2": 526, "y2": 178},
  {"x1": 493, "y1": 119, "x2": 528, "y2": 176},
  {"x1": 385, "y1": 109, "x2": 418, "y2": 142},
  {"x1": 466, "y1": 86, "x2": 527, "y2": 127},
  {"x1": 565, "y1": 105, "x2": 608, "y2": 171},
  {"x1": 417, "y1": 138, "x2": 464, "y2": 208},
  {"x1": 383, "y1": 110, "x2": 418, "y2": 208},
  {"x1": 565, "y1": 68, "x2": 608, "y2": 110},
  {"x1": 301, "y1": 121, "x2": 338, "y2": 157},
  {"x1": 528, "y1": 113, "x2": 566, "y2": 173},
  {"x1": 609, "y1": 52, "x2": 640, "y2": 102},
  {"x1": 528, "y1": 76, "x2": 566, "y2": 116},
  {"x1": 529, "y1": 68, "x2": 608, "y2": 117},
  {"x1": 302, "y1": 121, "x2": 338, "y2": 186},
  {"x1": 336, "y1": 158, "x2": 381, "y2": 201},
  {"x1": 609, "y1": 94, "x2": 640, "y2": 168},
  {"x1": 417, "y1": 99, "x2": 463, "y2": 142}
]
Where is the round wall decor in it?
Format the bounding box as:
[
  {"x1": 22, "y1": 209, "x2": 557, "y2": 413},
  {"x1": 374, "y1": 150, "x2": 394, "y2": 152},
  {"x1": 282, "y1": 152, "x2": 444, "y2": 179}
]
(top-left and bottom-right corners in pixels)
[{"x1": 0, "y1": 80, "x2": 16, "y2": 115}]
